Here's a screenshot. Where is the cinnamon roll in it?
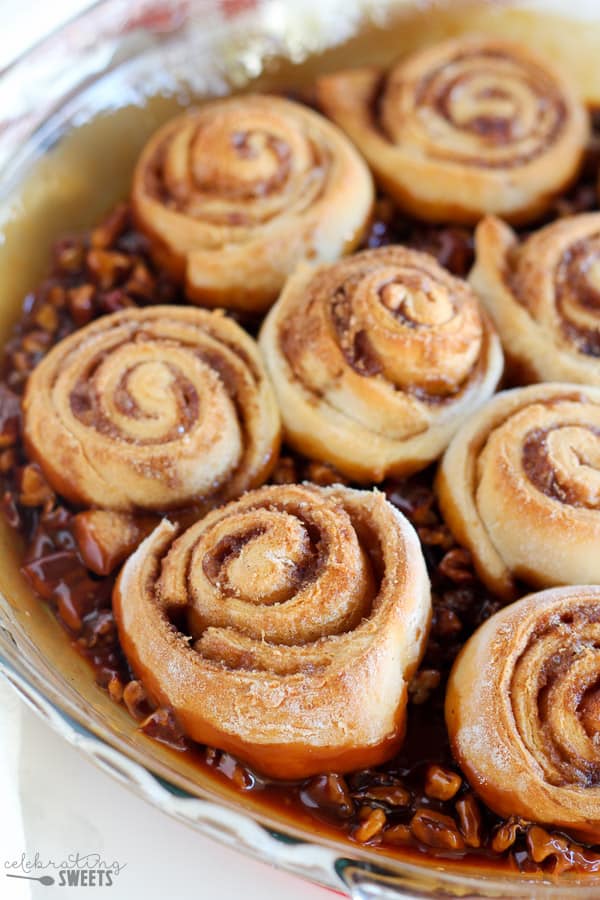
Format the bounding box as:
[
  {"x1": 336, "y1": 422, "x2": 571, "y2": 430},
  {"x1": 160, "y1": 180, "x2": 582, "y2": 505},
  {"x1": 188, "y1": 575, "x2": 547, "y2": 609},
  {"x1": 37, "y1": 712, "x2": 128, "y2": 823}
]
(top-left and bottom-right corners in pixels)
[
  {"x1": 113, "y1": 483, "x2": 431, "y2": 778},
  {"x1": 437, "y1": 383, "x2": 600, "y2": 599},
  {"x1": 259, "y1": 246, "x2": 503, "y2": 481},
  {"x1": 131, "y1": 95, "x2": 374, "y2": 312},
  {"x1": 470, "y1": 214, "x2": 600, "y2": 385},
  {"x1": 22, "y1": 306, "x2": 280, "y2": 512},
  {"x1": 446, "y1": 585, "x2": 600, "y2": 843},
  {"x1": 317, "y1": 38, "x2": 588, "y2": 225}
]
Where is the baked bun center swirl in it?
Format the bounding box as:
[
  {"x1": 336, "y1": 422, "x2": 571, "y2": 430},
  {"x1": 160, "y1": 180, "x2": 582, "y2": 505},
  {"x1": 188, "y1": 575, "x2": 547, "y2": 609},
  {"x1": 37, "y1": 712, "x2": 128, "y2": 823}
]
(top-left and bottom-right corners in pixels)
[
  {"x1": 511, "y1": 608, "x2": 600, "y2": 787},
  {"x1": 470, "y1": 213, "x2": 600, "y2": 385},
  {"x1": 522, "y1": 423, "x2": 600, "y2": 508},
  {"x1": 162, "y1": 107, "x2": 320, "y2": 224},
  {"x1": 437, "y1": 384, "x2": 600, "y2": 598},
  {"x1": 23, "y1": 306, "x2": 281, "y2": 512},
  {"x1": 384, "y1": 46, "x2": 567, "y2": 169},
  {"x1": 317, "y1": 37, "x2": 588, "y2": 224},
  {"x1": 554, "y1": 235, "x2": 600, "y2": 353},
  {"x1": 181, "y1": 502, "x2": 373, "y2": 647},
  {"x1": 285, "y1": 248, "x2": 486, "y2": 403},
  {"x1": 71, "y1": 344, "x2": 214, "y2": 446},
  {"x1": 114, "y1": 484, "x2": 431, "y2": 778},
  {"x1": 446, "y1": 586, "x2": 600, "y2": 842},
  {"x1": 260, "y1": 246, "x2": 502, "y2": 481},
  {"x1": 332, "y1": 260, "x2": 483, "y2": 392},
  {"x1": 132, "y1": 95, "x2": 373, "y2": 311}
]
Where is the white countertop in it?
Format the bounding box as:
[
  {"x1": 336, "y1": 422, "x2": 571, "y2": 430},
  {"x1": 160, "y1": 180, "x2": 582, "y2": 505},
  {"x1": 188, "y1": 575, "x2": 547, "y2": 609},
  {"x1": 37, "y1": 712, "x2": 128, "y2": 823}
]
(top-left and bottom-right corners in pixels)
[{"x1": 0, "y1": 677, "x2": 330, "y2": 900}]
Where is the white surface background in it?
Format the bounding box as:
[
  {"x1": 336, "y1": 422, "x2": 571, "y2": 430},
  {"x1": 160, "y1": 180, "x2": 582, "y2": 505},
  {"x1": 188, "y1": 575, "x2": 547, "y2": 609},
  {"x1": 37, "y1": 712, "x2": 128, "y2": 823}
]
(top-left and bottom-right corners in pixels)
[
  {"x1": 0, "y1": 2, "x2": 329, "y2": 898},
  {"x1": 0, "y1": 680, "x2": 329, "y2": 900}
]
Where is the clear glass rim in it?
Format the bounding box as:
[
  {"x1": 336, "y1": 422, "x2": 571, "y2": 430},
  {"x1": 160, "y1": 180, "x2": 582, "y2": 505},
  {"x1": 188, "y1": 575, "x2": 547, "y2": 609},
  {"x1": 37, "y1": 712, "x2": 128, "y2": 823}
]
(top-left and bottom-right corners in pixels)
[{"x1": 0, "y1": 2, "x2": 599, "y2": 897}]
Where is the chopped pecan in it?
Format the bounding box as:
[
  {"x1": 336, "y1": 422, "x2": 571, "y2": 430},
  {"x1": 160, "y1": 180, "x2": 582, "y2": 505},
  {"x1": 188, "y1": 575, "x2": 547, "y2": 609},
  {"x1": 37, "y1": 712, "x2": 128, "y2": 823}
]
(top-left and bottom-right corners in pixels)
[
  {"x1": 108, "y1": 675, "x2": 124, "y2": 704},
  {"x1": 139, "y1": 707, "x2": 188, "y2": 751},
  {"x1": 97, "y1": 288, "x2": 136, "y2": 313},
  {"x1": 424, "y1": 765, "x2": 462, "y2": 801},
  {"x1": 410, "y1": 808, "x2": 465, "y2": 851},
  {"x1": 304, "y1": 460, "x2": 348, "y2": 486},
  {"x1": 438, "y1": 547, "x2": 474, "y2": 583},
  {"x1": 418, "y1": 524, "x2": 454, "y2": 550},
  {"x1": 18, "y1": 464, "x2": 54, "y2": 507},
  {"x1": 68, "y1": 284, "x2": 96, "y2": 326},
  {"x1": 22, "y1": 330, "x2": 52, "y2": 354},
  {"x1": 433, "y1": 606, "x2": 463, "y2": 637},
  {"x1": 302, "y1": 773, "x2": 354, "y2": 818},
  {"x1": 270, "y1": 456, "x2": 298, "y2": 485},
  {"x1": 353, "y1": 807, "x2": 387, "y2": 843},
  {"x1": 54, "y1": 239, "x2": 85, "y2": 273},
  {"x1": 72, "y1": 509, "x2": 158, "y2": 576},
  {"x1": 125, "y1": 262, "x2": 156, "y2": 301},
  {"x1": 455, "y1": 793, "x2": 483, "y2": 849},
  {"x1": 0, "y1": 449, "x2": 17, "y2": 474},
  {"x1": 87, "y1": 249, "x2": 132, "y2": 289},
  {"x1": 216, "y1": 752, "x2": 255, "y2": 790},
  {"x1": 491, "y1": 816, "x2": 529, "y2": 853},
  {"x1": 33, "y1": 304, "x2": 59, "y2": 333},
  {"x1": 408, "y1": 669, "x2": 441, "y2": 705},
  {"x1": 122, "y1": 680, "x2": 150, "y2": 721},
  {"x1": 385, "y1": 480, "x2": 437, "y2": 526},
  {"x1": 354, "y1": 783, "x2": 411, "y2": 808},
  {"x1": 90, "y1": 203, "x2": 129, "y2": 249},
  {"x1": 47, "y1": 285, "x2": 67, "y2": 308}
]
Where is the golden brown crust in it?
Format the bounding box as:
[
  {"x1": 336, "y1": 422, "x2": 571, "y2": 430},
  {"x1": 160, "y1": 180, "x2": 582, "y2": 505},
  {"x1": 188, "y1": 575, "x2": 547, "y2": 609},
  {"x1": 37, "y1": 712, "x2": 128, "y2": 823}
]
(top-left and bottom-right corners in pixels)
[
  {"x1": 446, "y1": 585, "x2": 600, "y2": 844},
  {"x1": 113, "y1": 483, "x2": 431, "y2": 779},
  {"x1": 436, "y1": 383, "x2": 600, "y2": 599},
  {"x1": 317, "y1": 37, "x2": 588, "y2": 225},
  {"x1": 470, "y1": 214, "x2": 600, "y2": 385},
  {"x1": 22, "y1": 306, "x2": 281, "y2": 512},
  {"x1": 131, "y1": 95, "x2": 374, "y2": 312},
  {"x1": 259, "y1": 246, "x2": 503, "y2": 481}
]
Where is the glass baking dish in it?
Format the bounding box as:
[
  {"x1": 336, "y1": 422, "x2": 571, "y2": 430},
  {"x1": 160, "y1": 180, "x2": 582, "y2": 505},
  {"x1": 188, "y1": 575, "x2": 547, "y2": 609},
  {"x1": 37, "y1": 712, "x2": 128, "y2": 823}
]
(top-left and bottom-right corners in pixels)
[{"x1": 1, "y1": 1, "x2": 600, "y2": 897}]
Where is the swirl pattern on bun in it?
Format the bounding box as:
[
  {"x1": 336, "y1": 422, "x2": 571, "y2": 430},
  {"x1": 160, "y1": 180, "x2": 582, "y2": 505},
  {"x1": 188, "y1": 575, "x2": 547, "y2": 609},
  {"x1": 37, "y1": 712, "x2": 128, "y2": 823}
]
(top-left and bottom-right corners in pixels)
[
  {"x1": 259, "y1": 246, "x2": 502, "y2": 481},
  {"x1": 446, "y1": 585, "x2": 600, "y2": 843},
  {"x1": 132, "y1": 95, "x2": 374, "y2": 312},
  {"x1": 113, "y1": 484, "x2": 431, "y2": 779},
  {"x1": 437, "y1": 383, "x2": 600, "y2": 599},
  {"x1": 23, "y1": 306, "x2": 280, "y2": 512},
  {"x1": 317, "y1": 37, "x2": 588, "y2": 224},
  {"x1": 470, "y1": 213, "x2": 600, "y2": 385}
]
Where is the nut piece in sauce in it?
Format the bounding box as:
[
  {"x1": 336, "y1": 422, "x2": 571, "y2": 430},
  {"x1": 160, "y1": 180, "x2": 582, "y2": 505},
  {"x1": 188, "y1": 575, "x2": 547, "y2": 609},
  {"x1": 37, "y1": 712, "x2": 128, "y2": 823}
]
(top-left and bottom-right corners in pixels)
[{"x1": 73, "y1": 510, "x2": 158, "y2": 576}]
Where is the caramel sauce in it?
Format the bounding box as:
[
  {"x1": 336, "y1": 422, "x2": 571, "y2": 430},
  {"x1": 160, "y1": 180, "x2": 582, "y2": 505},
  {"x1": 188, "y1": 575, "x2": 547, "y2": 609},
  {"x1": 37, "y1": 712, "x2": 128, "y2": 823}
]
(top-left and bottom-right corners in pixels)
[{"x1": 4, "y1": 15, "x2": 600, "y2": 874}]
